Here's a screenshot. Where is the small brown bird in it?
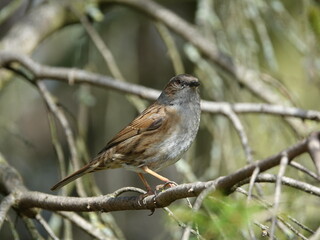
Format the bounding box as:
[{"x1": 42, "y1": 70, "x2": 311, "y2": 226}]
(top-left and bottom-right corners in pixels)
[{"x1": 51, "y1": 74, "x2": 201, "y2": 193}]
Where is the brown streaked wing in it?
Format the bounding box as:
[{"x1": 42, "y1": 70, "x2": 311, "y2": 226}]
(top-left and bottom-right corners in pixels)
[{"x1": 97, "y1": 103, "x2": 167, "y2": 154}]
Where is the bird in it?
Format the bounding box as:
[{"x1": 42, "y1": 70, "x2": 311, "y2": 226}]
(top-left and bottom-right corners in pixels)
[{"x1": 51, "y1": 74, "x2": 201, "y2": 194}]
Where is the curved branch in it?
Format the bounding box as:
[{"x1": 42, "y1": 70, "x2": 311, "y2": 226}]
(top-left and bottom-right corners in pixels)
[
  {"x1": 0, "y1": 194, "x2": 16, "y2": 228},
  {"x1": 36, "y1": 81, "x2": 86, "y2": 197},
  {"x1": 35, "y1": 214, "x2": 59, "y2": 240},
  {"x1": 58, "y1": 211, "x2": 112, "y2": 240},
  {"x1": 201, "y1": 101, "x2": 320, "y2": 121},
  {"x1": 1, "y1": 52, "x2": 320, "y2": 122},
  {"x1": 236, "y1": 174, "x2": 320, "y2": 197},
  {"x1": 222, "y1": 106, "x2": 253, "y2": 163},
  {"x1": 103, "y1": 0, "x2": 313, "y2": 136},
  {"x1": 0, "y1": 2, "x2": 73, "y2": 89},
  {"x1": 289, "y1": 161, "x2": 320, "y2": 181},
  {"x1": 308, "y1": 132, "x2": 320, "y2": 175},
  {"x1": 104, "y1": 0, "x2": 288, "y2": 105},
  {"x1": 0, "y1": 51, "x2": 160, "y2": 99},
  {"x1": 0, "y1": 131, "x2": 314, "y2": 214},
  {"x1": 0, "y1": 2, "x2": 72, "y2": 54}
]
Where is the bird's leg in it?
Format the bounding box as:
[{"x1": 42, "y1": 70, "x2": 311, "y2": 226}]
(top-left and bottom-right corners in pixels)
[
  {"x1": 137, "y1": 173, "x2": 157, "y2": 215},
  {"x1": 137, "y1": 173, "x2": 154, "y2": 195},
  {"x1": 141, "y1": 166, "x2": 176, "y2": 190},
  {"x1": 142, "y1": 166, "x2": 170, "y2": 182}
]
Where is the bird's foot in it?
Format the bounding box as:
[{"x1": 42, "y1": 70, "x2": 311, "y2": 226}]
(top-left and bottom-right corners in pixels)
[
  {"x1": 137, "y1": 189, "x2": 157, "y2": 216},
  {"x1": 138, "y1": 189, "x2": 155, "y2": 205},
  {"x1": 156, "y1": 181, "x2": 178, "y2": 191}
]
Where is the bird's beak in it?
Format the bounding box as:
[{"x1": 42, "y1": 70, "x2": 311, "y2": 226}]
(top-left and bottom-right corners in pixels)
[{"x1": 189, "y1": 81, "x2": 200, "y2": 88}]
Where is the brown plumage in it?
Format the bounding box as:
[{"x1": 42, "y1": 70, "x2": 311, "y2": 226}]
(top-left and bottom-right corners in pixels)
[{"x1": 51, "y1": 74, "x2": 201, "y2": 192}]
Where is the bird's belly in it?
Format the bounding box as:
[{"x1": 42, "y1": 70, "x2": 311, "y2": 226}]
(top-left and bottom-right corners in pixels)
[
  {"x1": 121, "y1": 106, "x2": 200, "y2": 173},
  {"x1": 144, "y1": 131, "x2": 194, "y2": 171}
]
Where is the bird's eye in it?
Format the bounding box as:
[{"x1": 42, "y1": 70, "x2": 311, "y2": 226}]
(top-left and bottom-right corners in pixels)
[{"x1": 174, "y1": 78, "x2": 186, "y2": 89}]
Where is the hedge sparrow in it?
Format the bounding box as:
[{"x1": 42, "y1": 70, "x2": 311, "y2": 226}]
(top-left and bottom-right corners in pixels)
[{"x1": 51, "y1": 74, "x2": 201, "y2": 193}]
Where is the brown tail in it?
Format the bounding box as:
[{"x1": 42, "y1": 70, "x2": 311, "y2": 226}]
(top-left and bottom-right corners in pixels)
[{"x1": 51, "y1": 163, "x2": 94, "y2": 191}]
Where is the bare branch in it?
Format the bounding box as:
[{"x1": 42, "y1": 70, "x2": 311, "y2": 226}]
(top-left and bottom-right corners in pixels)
[
  {"x1": 270, "y1": 153, "x2": 289, "y2": 238},
  {"x1": 0, "y1": 51, "x2": 160, "y2": 99},
  {"x1": 310, "y1": 226, "x2": 320, "y2": 240},
  {"x1": 21, "y1": 215, "x2": 45, "y2": 240},
  {"x1": 57, "y1": 211, "x2": 112, "y2": 240},
  {"x1": 73, "y1": 10, "x2": 147, "y2": 112},
  {"x1": 102, "y1": 0, "x2": 317, "y2": 136},
  {"x1": 201, "y1": 101, "x2": 320, "y2": 121},
  {"x1": 254, "y1": 222, "x2": 275, "y2": 239},
  {"x1": 36, "y1": 81, "x2": 86, "y2": 197},
  {"x1": 0, "y1": 194, "x2": 15, "y2": 229},
  {"x1": 104, "y1": 0, "x2": 294, "y2": 107},
  {"x1": 0, "y1": 2, "x2": 71, "y2": 54},
  {"x1": 0, "y1": 132, "x2": 314, "y2": 214},
  {"x1": 6, "y1": 216, "x2": 20, "y2": 240},
  {"x1": 74, "y1": 10, "x2": 125, "y2": 81},
  {"x1": 288, "y1": 216, "x2": 314, "y2": 234},
  {"x1": 163, "y1": 207, "x2": 203, "y2": 240},
  {"x1": 237, "y1": 174, "x2": 320, "y2": 197},
  {"x1": 155, "y1": 23, "x2": 185, "y2": 74},
  {"x1": 35, "y1": 214, "x2": 59, "y2": 240},
  {"x1": 0, "y1": 2, "x2": 73, "y2": 90},
  {"x1": 1, "y1": 52, "x2": 320, "y2": 122},
  {"x1": 277, "y1": 215, "x2": 308, "y2": 240},
  {"x1": 221, "y1": 107, "x2": 253, "y2": 163},
  {"x1": 247, "y1": 167, "x2": 260, "y2": 201},
  {"x1": 110, "y1": 187, "x2": 146, "y2": 197},
  {"x1": 308, "y1": 132, "x2": 320, "y2": 175},
  {"x1": 289, "y1": 161, "x2": 320, "y2": 181}
]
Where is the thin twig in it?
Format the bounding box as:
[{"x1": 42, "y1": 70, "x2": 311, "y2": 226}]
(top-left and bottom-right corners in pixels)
[
  {"x1": 239, "y1": 188, "x2": 308, "y2": 240},
  {"x1": 246, "y1": 166, "x2": 260, "y2": 240},
  {"x1": 180, "y1": 180, "x2": 219, "y2": 240},
  {"x1": 35, "y1": 214, "x2": 59, "y2": 240},
  {"x1": 47, "y1": 113, "x2": 69, "y2": 197},
  {"x1": 36, "y1": 81, "x2": 86, "y2": 197},
  {"x1": 238, "y1": 188, "x2": 312, "y2": 240},
  {"x1": 7, "y1": 216, "x2": 20, "y2": 240},
  {"x1": 270, "y1": 153, "x2": 289, "y2": 240},
  {"x1": 247, "y1": 167, "x2": 260, "y2": 201},
  {"x1": 75, "y1": 10, "x2": 147, "y2": 112},
  {"x1": 111, "y1": 187, "x2": 146, "y2": 197},
  {"x1": 289, "y1": 161, "x2": 320, "y2": 181},
  {"x1": 236, "y1": 174, "x2": 320, "y2": 197},
  {"x1": 21, "y1": 216, "x2": 45, "y2": 240},
  {"x1": 254, "y1": 222, "x2": 274, "y2": 239},
  {"x1": 155, "y1": 22, "x2": 185, "y2": 74},
  {"x1": 308, "y1": 132, "x2": 320, "y2": 175},
  {"x1": 76, "y1": 11, "x2": 125, "y2": 81},
  {"x1": 288, "y1": 216, "x2": 314, "y2": 234},
  {"x1": 277, "y1": 215, "x2": 308, "y2": 240},
  {"x1": 0, "y1": 194, "x2": 15, "y2": 228},
  {"x1": 222, "y1": 107, "x2": 253, "y2": 164},
  {"x1": 163, "y1": 207, "x2": 204, "y2": 240},
  {"x1": 309, "y1": 226, "x2": 320, "y2": 240},
  {"x1": 201, "y1": 101, "x2": 320, "y2": 121},
  {"x1": 57, "y1": 211, "x2": 111, "y2": 240}
]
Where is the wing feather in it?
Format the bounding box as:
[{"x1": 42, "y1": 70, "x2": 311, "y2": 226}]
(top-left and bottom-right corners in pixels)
[{"x1": 98, "y1": 103, "x2": 166, "y2": 153}]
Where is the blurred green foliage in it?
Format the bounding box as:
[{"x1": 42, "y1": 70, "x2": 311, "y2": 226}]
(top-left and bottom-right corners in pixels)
[
  {"x1": 174, "y1": 194, "x2": 261, "y2": 239},
  {"x1": 308, "y1": 4, "x2": 320, "y2": 38}
]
